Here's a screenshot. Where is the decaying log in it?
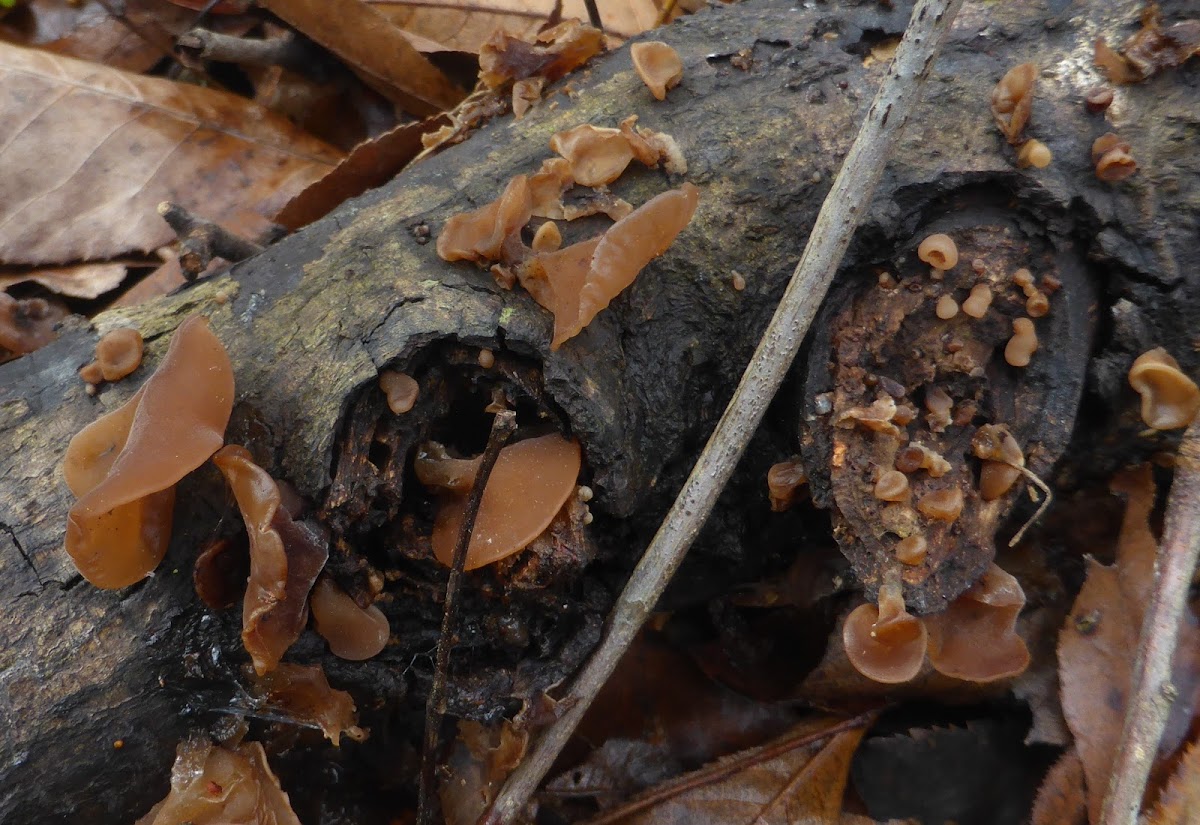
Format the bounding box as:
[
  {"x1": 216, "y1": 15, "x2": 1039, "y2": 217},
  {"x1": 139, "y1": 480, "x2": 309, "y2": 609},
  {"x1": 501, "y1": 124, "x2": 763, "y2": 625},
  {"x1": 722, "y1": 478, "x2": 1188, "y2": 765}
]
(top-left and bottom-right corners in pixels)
[{"x1": 1, "y1": 0, "x2": 1197, "y2": 822}]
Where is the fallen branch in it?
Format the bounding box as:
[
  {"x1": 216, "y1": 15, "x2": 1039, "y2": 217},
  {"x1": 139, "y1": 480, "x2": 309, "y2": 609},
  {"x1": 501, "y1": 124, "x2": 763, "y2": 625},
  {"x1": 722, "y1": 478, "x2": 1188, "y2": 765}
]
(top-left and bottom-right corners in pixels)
[
  {"x1": 483, "y1": 0, "x2": 966, "y2": 821},
  {"x1": 1100, "y1": 420, "x2": 1200, "y2": 825},
  {"x1": 157, "y1": 202, "x2": 266, "y2": 280},
  {"x1": 418, "y1": 410, "x2": 518, "y2": 825}
]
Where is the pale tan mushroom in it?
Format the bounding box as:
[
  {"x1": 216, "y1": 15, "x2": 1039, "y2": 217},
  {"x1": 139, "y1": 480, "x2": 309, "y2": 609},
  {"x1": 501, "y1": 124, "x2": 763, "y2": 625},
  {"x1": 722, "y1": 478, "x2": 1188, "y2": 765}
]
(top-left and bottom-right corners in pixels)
[
  {"x1": 1128, "y1": 348, "x2": 1200, "y2": 430},
  {"x1": 842, "y1": 580, "x2": 927, "y2": 684},
  {"x1": 918, "y1": 234, "x2": 958, "y2": 271},
  {"x1": 630, "y1": 41, "x2": 684, "y2": 101}
]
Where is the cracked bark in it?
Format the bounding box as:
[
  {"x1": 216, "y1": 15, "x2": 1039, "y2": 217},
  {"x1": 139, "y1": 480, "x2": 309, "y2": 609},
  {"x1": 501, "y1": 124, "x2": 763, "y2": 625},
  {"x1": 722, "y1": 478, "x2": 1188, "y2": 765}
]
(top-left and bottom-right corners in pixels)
[{"x1": 0, "y1": 0, "x2": 1197, "y2": 822}]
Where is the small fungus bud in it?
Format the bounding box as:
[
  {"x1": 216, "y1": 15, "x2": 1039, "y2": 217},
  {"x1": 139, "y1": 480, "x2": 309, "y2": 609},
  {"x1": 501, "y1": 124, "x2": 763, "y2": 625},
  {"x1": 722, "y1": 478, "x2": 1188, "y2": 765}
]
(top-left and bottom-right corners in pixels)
[
  {"x1": 731, "y1": 271, "x2": 746, "y2": 291},
  {"x1": 992, "y1": 62, "x2": 1037, "y2": 144},
  {"x1": 935, "y1": 294, "x2": 959, "y2": 319},
  {"x1": 478, "y1": 349, "x2": 495, "y2": 369},
  {"x1": 1085, "y1": 86, "x2": 1113, "y2": 113},
  {"x1": 917, "y1": 487, "x2": 964, "y2": 522},
  {"x1": 895, "y1": 535, "x2": 928, "y2": 566},
  {"x1": 918, "y1": 234, "x2": 958, "y2": 271},
  {"x1": 1005, "y1": 318, "x2": 1038, "y2": 367},
  {"x1": 94, "y1": 328, "x2": 144, "y2": 382},
  {"x1": 310, "y1": 576, "x2": 390, "y2": 661},
  {"x1": 874, "y1": 470, "x2": 910, "y2": 502},
  {"x1": 768, "y1": 458, "x2": 807, "y2": 512},
  {"x1": 896, "y1": 443, "x2": 951, "y2": 478},
  {"x1": 630, "y1": 41, "x2": 684, "y2": 101},
  {"x1": 972, "y1": 258, "x2": 986, "y2": 274},
  {"x1": 1017, "y1": 139, "x2": 1052, "y2": 169},
  {"x1": 961, "y1": 283, "x2": 993, "y2": 319},
  {"x1": 1128, "y1": 348, "x2": 1200, "y2": 430},
  {"x1": 532, "y1": 221, "x2": 562, "y2": 253},
  {"x1": 379, "y1": 371, "x2": 419, "y2": 414},
  {"x1": 1012, "y1": 268, "x2": 1034, "y2": 289},
  {"x1": 1026, "y1": 291, "x2": 1050, "y2": 317},
  {"x1": 924, "y1": 386, "x2": 953, "y2": 433},
  {"x1": 79, "y1": 362, "x2": 103, "y2": 385}
]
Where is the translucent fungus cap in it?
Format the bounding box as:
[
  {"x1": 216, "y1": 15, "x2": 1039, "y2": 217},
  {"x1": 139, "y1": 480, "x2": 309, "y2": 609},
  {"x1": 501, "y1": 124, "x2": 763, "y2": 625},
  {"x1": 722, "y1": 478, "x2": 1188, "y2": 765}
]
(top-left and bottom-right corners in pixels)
[
  {"x1": 1128, "y1": 348, "x2": 1200, "y2": 430},
  {"x1": 310, "y1": 576, "x2": 390, "y2": 661},
  {"x1": 631, "y1": 41, "x2": 684, "y2": 101},
  {"x1": 63, "y1": 315, "x2": 234, "y2": 589},
  {"x1": 436, "y1": 175, "x2": 532, "y2": 264},
  {"x1": 843, "y1": 581, "x2": 928, "y2": 684},
  {"x1": 925, "y1": 563, "x2": 1031, "y2": 682}
]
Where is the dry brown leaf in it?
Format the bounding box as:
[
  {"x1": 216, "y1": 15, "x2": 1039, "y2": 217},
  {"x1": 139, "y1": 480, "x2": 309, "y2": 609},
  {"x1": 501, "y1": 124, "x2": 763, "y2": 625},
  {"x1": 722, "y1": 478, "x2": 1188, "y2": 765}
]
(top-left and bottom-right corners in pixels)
[
  {"x1": 1058, "y1": 466, "x2": 1200, "y2": 824},
  {"x1": 276, "y1": 115, "x2": 449, "y2": 231},
  {"x1": 0, "y1": 44, "x2": 342, "y2": 267},
  {"x1": 0, "y1": 262, "x2": 127, "y2": 299},
  {"x1": 1030, "y1": 748, "x2": 1087, "y2": 825},
  {"x1": 581, "y1": 716, "x2": 868, "y2": 825},
  {"x1": 260, "y1": 0, "x2": 466, "y2": 113},
  {"x1": 107, "y1": 258, "x2": 190, "y2": 309},
  {"x1": 369, "y1": 0, "x2": 674, "y2": 54},
  {"x1": 1145, "y1": 739, "x2": 1200, "y2": 825}
]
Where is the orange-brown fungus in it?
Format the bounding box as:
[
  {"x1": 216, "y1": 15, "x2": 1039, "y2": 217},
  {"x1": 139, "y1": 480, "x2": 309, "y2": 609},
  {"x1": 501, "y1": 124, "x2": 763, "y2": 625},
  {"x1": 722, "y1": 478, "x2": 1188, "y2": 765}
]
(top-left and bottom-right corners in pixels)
[
  {"x1": 415, "y1": 443, "x2": 483, "y2": 495},
  {"x1": 95, "y1": 327, "x2": 143, "y2": 381},
  {"x1": 1026, "y1": 291, "x2": 1050, "y2": 317},
  {"x1": 973, "y1": 424, "x2": 1025, "y2": 500},
  {"x1": 549, "y1": 125, "x2": 638, "y2": 188},
  {"x1": 512, "y1": 77, "x2": 544, "y2": 119},
  {"x1": 843, "y1": 581, "x2": 928, "y2": 684},
  {"x1": 136, "y1": 737, "x2": 300, "y2": 825},
  {"x1": 917, "y1": 233, "x2": 958, "y2": 271},
  {"x1": 630, "y1": 41, "x2": 684, "y2": 101},
  {"x1": 310, "y1": 576, "x2": 390, "y2": 661},
  {"x1": 836, "y1": 395, "x2": 901, "y2": 437},
  {"x1": 62, "y1": 315, "x2": 234, "y2": 589},
  {"x1": 379, "y1": 370, "x2": 419, "y2": 415},
  {"x1": 925, "y1": 386, "x2": 953, "y2": 432},
  {"x1": 548, "y1": 183, "x2": 699, "y2": 349},
  {"x1": 532, "y1": 221, "x2": 562, "y2": 253},
  {"x1": 478, "y1": 19, "x2": 604, "y2": 90},
  {"x1": 0, "y1": 293, "x2": 66, "y2": 358},
  {"x1": 917, "y1": 487, "x2": 964, "y2": 522},
  {"x1": 961, "y1": 283, "x2": 993, "y2": 318},
  {"x1": 896, "y1": 443, "x2": 951, "y2": 478},
  {"x1": 213, "y1": 445, "x2": 329, "y2": 675},
  {"x1": 1091, "y1": 133, "x2": 1138, "y2": 182},
  {"x1": 254, "y1": 663, "x2": 365, "y2": 746},
  {"x1": 874, "y1": 470, "x2": 910, "y2": 502},
  {"x1": 895, "y1": 535, "x2": 928, "y2": 566},
  {"x1": 1005, "y1": 317, "x2": 1038, "y2": 367},
  {"x1": 1012, "y1": 268, "x2": 1034, "y2": 290},
  {"x1": 1093, "y1": 8, "x2": 1200, "y2": 85},
  {"x1": 1085, "y1": 85, "x2": 1115, "y2": 112},
  {"x1": 925, "y1": 563, "x2": 1030, "y2": 682},
  {"x1": 767, "y1": 458, "x2": 807, "y2": 512},
  {"x1": 935, "y1": 294, "x2": 959, "y2": 320},
  {"x1": 429, "y1": 433, "x2": 582, "y2": 569},
  {"x1": 1017, "y1": 139, "x2": 1052, "y2": 169},
  {"x1": 991, "y1": 62, "x2": 1037, "y2": 145},
  {"x1": 1128, "y1": 348, "x2": 1200, "y2": 430},
  {"x1": 436, "y1": 175, "x2": 532, "y2": 264}
]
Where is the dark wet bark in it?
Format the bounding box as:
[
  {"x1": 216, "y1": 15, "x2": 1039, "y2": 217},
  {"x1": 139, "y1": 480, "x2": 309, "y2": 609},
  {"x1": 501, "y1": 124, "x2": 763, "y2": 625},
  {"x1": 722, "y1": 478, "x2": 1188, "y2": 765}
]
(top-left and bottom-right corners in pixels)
[{"x1": 1, "y1": 0, "x2": 1197, "y2": 821}]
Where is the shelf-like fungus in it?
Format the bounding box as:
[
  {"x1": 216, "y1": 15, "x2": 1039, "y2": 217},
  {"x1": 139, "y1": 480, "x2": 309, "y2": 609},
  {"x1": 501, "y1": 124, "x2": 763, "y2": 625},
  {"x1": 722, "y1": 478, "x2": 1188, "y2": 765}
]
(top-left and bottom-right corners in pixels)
[
  {"x1": 213, "y1": 445, "x2": 329, "y2": 675},
  {"x1": 843, "y1": 580, "x2": 928, "y2": 684},
  {"x1": 991, "y1": 62, "x2": 1037, "y2": 145},
  {"x1": 630, "y1": 41, "x2": 684, "y2": 100},
  {"x1": 62, "y1": 315, "x2": 234, "y2": 589},
  {"x1": 1005, "y1": 318, "x2": 1038, "y2": 367},
  {"x1": 925, "y1": 564, "x2": 1031, "y2": 682},
  {"x1": 436, "y1": 175, "x2": 532, "y2": 264},
  {"x1": 917, "y1": 234, "x2": 959, "y2": 271},
  {"x1": 253, "y1": 663, "x2": 365, "y2": 746},
  {"x1": 549, "y1": 125, "x2": 638, "y2": 187},
  {"x1": 1128, "y1": 348, "x2": 1200, "y2": 430},
  {"x1": 310, "y1": 576, "x2": 390, "y2": 661},
  {"x1": 379, "y1": 370, "x2": 419, "y2": 415},
  {"x1": 426, "y1": 433, "x2": 583, "y2": 570}
]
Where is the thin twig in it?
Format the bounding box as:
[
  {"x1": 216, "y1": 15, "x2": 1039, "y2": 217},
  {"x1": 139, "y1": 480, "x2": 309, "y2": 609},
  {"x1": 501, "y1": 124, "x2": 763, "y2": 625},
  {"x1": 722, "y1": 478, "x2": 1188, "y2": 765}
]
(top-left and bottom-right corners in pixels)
[
  {"x1": 175, "y1": 29, "x2": 330, "y2": 79},
  {"x1": 482, "y1": 2, "x2": 965, "y2": 822},
  {"x1": 1007, "y1": 463, "x2": 1054, "y2": 547},
  {"x1": 582, "y1": 0, "x2": 603, "y2": 31},
  {"x1": 157, "y1": 202, "x2": 266, "y2": 280},
  {"x1": 417, "y1": 410, "x2": 518, "y2": 825},
  {"x1": 1100, "y1": 421, "x2": 1200, "y2": 825}
]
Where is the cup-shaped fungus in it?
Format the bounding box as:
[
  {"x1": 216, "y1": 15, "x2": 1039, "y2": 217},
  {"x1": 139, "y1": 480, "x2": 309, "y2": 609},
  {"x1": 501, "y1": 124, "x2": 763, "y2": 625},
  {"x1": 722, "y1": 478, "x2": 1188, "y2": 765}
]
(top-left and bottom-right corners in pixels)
[
  {"x1": 1085, "y1": 86, "x2": 1114, "y2": 113},
  {"x1": 1017, "y1": 139, "x2": 1052, "y2": 169},
  {"x1": 310, "y1": 576, "x2": 390, "y2": 661},
  {"x1": 917, "y1": 487, "x2": 964, "y2": 522},
  {"x1": 1005, "y1": 317, "x2": 1038, "y2": 367},
  {"x1": 895, "y1": 535, "x2": 928, "y2": 566},
  {"x1": 550, "y1": 183, "x2": 699, "y2": 349},
  {"x1": 549, "y1": 125, "x2": 637, "y2": 187},
  {"x1": 935, "y1": 294, "x2": 959, "y2": 320},
  {"x1": 972, "y1": 424, "x2": 1025, "y2": 500},
  {"x1": 62, "y1": 315, "x2": 234, "y2": 589},
  {"x1": 436, "y1": 175, "x2": 532, "y2": 264},
  {"x1": 895, "y1": 443, "x2": 951, "y2": 478},
  {"x1": 427, "y1": 433, "x2": 583, "y2": 569},
  {"x1": 917, "y1": 234, "x2": 958, "y2": 271},
  {"x1": 379, "y1": 370, "x2": 419, "y2": 414},
  {"x1": 925, "y1": 563, "x2": 1030, "y2": 682},
  {"x1": 1128, "y1": 348, "x2": 1200, "y2": 430},
  {"x1": 213, "y1": 445, "x2": 329, "y2": 675},
  {"x1": 842, "y1": 580, "x2": 928, "y2": 684},
  {"x1": 1091, "y1": 133, "x2": 1137, "y2": 182},
  {"x1": 991, "y1": 62, "x2": 1037, "y2": 144},
  {"x1": 84, "y1": 327, "x2": 144, "y2": 382},
  {"x1": 874, "y1": 470, "x2": 910, "y2": 502},
  {"x1": 767, "y1": 458, "x2": 807, "y2": 511},
  {"x1": 630, "y1": 41, "x2": 684, "y2": 100}
]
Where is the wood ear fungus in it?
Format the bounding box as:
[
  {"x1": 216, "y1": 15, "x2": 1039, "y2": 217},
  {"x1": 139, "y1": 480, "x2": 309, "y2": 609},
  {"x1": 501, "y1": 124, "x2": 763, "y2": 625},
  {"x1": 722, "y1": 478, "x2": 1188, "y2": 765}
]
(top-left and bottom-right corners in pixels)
[
  {"x1": 925, "y1": 564, "x2": 1030, "y2": 682},
  {"x1": 991, "y1": 62, "x2": 1037, "y2": 145},
  {"x1": 310, "y1": 576, "x2": 390, "y2": 661},
  {"x1": 630, "y1": 41, "x2": 684, "y2": 101},
  {"x1": 843, "y1": 581, "x2": 928, "y2": 684},
  {"x1": 1128, "y1": 348, "x2": 1200, "y2": 430}
]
